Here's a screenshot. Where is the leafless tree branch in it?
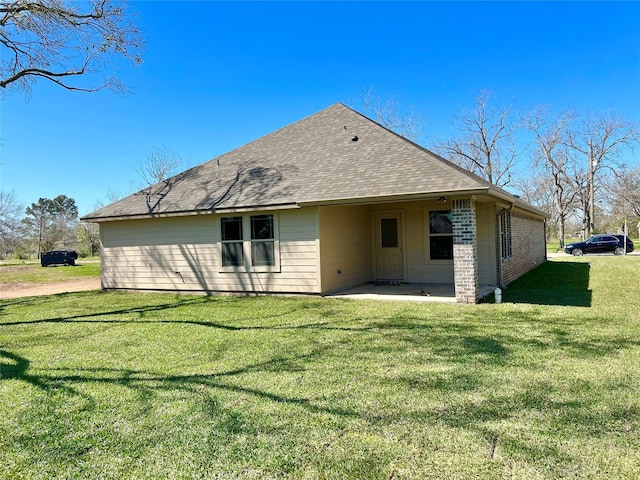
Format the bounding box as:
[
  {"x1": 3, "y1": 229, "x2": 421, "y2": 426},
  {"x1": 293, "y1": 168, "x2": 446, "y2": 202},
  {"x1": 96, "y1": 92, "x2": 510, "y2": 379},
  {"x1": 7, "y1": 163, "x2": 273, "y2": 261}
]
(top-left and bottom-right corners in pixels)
[
  {"x1": 0, "y1": 0, "x2": 143, "y2": 95},
  {"x1": 562, "y1": 111, "x2": 640, "y2": 236},
  {"x1": 356, "y1": 86, "x2": 424, "y2": 140},
  {"x1": 434, "y1": 90, "x2": 517, "y2": 187},
  {"x1": 136, "y1": 146, "x2": 185, "y2": 186}
]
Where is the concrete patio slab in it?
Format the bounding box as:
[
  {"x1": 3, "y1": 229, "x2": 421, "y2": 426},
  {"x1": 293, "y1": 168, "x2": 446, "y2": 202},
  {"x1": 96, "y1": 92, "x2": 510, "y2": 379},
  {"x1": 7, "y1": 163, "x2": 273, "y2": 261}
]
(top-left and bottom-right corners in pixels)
[{"x1": 326, "y1": 283, "x2": 497, "y2": 304}]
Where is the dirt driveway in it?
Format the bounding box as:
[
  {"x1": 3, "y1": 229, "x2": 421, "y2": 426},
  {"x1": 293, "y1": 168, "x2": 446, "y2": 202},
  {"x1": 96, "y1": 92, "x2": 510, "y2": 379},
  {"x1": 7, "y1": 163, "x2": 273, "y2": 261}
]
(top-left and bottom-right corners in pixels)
[{"x1": 0, "y1": 278, "x2": 101, "y2": 299}]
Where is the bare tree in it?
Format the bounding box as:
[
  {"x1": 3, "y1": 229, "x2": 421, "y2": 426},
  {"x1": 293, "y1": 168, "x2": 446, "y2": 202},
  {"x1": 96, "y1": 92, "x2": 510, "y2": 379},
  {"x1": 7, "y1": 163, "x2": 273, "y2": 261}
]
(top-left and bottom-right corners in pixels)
[
  {"x1": 435, "y1": 90, "x2": 517, "y2": 188},
  {"x1": 513, "y1": 172, "x2": 557, "y2": 238},
  {"x1": 521, "y1": 107, "x2": 578, "y2": 247},
  {"x1": 135, "y1": 146, "x2": 184, "y2": 186},
  {"x1": 0, "y1": 0, "x2": 143, "y2": 95},
  {"x1": 608, "y1": 164, "x2": 640, "y2": 235},
  {"x1": 0, "y1": 190, "x2": 23, "y2": 255},
  {"x1": 355, "y1": 86, "x2": 424, "y2": 140},
  {"x1": 101, "y1": 180, "x2": 138, "y2": 204},
  {"x1": 564, "y1": 112, "x2": 640, "y2": 237}
]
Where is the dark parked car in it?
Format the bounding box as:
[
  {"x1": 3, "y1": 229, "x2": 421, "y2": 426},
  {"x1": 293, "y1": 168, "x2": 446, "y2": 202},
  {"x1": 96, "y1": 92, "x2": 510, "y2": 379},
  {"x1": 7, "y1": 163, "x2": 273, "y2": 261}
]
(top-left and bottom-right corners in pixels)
[
  {"x1": 41, "y1": 250, "x2": 78, "y2": 267},
  {"x1": 564, "y1": 235, "x2": 634, "y2": 256}
]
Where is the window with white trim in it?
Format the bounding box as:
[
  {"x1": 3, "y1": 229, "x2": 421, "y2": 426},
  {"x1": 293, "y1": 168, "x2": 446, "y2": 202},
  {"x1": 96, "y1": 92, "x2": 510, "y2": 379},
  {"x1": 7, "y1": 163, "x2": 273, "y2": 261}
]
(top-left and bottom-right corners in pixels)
[
  {"x1": 220, "y1": 213, "x2": 279, "y2": 271},
  {"x1": 500, "y1": 211, "x2": 512, "y2": 259}
]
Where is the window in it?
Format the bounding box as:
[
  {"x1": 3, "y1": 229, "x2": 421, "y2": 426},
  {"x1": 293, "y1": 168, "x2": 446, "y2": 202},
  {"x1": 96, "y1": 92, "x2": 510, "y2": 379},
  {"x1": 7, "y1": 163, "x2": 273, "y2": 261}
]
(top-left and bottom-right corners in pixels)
[
  {"x1": 429, "y1": 210, "x2": 453, "y2": 260},
  {"x1": 221, "y1": 216, "x2": 243, "y2": 267},
  {"x1": 220, "y1": 214, "x2": 279, "y2": 271},
  {"x1": 500, "y1": 211, "x2": 512, "y2": 259},
  {"x1": 250, "y1": 214, "x2": 275, "y2": 266},
  {"x1": 380, "y1": 218, "x2": 399, "y2": 248}
]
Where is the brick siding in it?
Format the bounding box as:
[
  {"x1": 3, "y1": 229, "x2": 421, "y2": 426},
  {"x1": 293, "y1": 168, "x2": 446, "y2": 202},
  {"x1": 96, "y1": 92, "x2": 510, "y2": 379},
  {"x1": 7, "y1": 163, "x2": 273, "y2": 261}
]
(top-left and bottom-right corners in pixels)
[
  {"x1": 501, "y1": 210, "x2": 546, "y2": 285},
  {"x1": 453, "y1": 199, "x2": 479, "y2": 303}
]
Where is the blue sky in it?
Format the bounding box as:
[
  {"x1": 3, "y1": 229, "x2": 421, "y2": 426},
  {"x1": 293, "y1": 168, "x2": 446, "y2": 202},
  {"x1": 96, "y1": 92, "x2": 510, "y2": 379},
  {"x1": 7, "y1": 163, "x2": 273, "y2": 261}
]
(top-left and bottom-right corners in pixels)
[{"x1": 2, "y1": 1, "x2": 639, "y2": 216}]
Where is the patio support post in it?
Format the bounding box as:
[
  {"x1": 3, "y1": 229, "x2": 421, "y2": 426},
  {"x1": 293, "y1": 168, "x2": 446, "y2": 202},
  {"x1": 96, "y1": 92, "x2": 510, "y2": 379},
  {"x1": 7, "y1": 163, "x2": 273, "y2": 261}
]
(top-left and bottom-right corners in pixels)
[{"x1": 452, "y1": 198, "x2": 479, "y2": 303}]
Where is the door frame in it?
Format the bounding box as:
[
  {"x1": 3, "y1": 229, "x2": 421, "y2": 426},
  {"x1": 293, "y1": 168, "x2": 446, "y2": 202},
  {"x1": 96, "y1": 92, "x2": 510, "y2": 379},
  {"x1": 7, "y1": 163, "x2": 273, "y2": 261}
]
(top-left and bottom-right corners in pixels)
[{"x1": 371, "y1": 209, "x2": 406, "y2": 282}]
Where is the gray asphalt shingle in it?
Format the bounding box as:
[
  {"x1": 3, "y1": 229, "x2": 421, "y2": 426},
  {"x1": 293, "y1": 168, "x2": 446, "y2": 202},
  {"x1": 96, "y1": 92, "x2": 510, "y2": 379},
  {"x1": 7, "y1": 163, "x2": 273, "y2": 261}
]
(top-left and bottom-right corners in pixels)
[{"x1": 83, "y1": 103, "x2": 527, "y2": 220}]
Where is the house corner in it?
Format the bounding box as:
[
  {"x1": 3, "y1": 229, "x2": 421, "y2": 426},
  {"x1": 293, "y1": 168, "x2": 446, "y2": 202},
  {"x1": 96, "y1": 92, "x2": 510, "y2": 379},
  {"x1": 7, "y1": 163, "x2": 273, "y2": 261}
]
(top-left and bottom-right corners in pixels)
[{"x1": 452, "y1": 198, "x2": 479, "y2": 304}]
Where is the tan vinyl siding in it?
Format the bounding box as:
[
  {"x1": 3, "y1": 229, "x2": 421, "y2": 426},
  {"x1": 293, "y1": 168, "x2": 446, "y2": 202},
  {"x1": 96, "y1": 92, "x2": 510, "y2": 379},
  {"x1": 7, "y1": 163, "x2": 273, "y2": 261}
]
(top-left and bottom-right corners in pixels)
[
  {"x1": 366, "y1": 200, "x2": 455, "y2": 284},
  {"x1": 318, "y1": 205, "x2": 371, "y2": 293},
  {"x1": 100, "y1": 209, "x2": 320, "y2": 294},
  {"x1": 476, "y1": 202, "x2": 498, "y2": 285},
  {"x1": 365, "y1": 199, "x2": 495, "y2": 285},
  {"x1": 100, "y1": 216, "x2": 216, "y2": 291},
  {"x1": 98, "y1": 196, "x2": 540, "y2": 298},
  {"x1": 402, "y1": 201, "x2": 453, "y2": 284},
  {"x1": 318, "y1": 200, "x2": 461, "y2": 290}
]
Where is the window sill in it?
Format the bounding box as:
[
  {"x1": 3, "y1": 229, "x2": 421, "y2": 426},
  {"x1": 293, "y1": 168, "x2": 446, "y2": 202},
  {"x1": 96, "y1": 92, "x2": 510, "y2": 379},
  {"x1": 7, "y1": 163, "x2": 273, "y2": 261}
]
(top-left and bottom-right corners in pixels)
[{"x1": 220, "y1": 266, "x2": 281, "y2": 274}]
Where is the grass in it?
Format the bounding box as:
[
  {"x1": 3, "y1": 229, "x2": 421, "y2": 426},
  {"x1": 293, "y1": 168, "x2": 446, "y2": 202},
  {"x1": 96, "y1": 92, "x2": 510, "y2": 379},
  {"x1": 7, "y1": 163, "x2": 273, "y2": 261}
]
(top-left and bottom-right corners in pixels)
[
  {"x1": 1, "y1": 256, "x2": 639, "y2": 479},
  {"x1": 0, "y1": 261, "x2": 100, "y2": 284}
]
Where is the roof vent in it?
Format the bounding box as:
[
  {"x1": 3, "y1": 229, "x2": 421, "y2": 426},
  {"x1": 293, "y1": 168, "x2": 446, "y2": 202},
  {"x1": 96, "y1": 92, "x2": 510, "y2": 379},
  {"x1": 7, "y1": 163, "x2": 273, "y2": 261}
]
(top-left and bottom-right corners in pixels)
[{"x1": 351, "y1": 136, "x2": 359, "y2": 142}]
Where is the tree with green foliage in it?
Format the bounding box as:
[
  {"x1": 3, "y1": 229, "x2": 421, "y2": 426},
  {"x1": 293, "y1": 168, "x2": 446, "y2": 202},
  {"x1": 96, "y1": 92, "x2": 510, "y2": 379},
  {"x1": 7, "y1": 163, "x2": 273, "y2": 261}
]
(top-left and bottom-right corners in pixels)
[
  {"x1": 76, "y1": 222, "x2": 100, "y2": 257},
  {"x1": 22, "y1": 195, "x2": 78, "y2": 257}
]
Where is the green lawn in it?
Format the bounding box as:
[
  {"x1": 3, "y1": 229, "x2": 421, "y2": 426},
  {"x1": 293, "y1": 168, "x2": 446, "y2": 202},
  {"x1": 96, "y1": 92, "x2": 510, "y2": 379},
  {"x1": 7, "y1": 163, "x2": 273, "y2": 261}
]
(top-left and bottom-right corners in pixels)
[
  {"x1": 0, "y1": 261, "x2": 100, "y2": 284},
  {"x1": 1, "y1": 256, "x2": 639, "y2": 479}
]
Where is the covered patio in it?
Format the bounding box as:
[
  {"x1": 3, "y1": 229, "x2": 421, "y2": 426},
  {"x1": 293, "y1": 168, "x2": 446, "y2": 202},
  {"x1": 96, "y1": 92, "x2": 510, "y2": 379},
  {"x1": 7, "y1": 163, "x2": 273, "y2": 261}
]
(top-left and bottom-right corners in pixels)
[{"x1": 327, "y1": 282, "x2": 498, "y2": 304}]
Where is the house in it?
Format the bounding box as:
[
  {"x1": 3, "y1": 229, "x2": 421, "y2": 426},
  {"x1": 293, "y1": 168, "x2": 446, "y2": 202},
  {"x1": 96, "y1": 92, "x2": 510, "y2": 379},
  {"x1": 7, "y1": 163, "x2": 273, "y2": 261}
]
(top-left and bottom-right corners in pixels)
[{"x1": 82, "y1": 103, "x2": 547, "y2": 303}]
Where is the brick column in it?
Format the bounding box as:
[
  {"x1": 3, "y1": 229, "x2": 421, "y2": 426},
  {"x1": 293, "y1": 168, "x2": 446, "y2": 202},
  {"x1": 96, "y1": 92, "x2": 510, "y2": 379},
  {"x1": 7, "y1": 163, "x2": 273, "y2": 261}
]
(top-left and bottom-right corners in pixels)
[{"x1": 452, "y1": 198, "x2": 479, "y2": 303}]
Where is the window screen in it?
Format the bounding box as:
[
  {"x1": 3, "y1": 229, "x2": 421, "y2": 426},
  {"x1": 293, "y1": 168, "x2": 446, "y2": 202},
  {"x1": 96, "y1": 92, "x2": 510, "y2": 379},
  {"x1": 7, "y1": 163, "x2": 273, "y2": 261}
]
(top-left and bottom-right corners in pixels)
[
  {"x1": 429, "y1": 210, "x2": 453, "y2": 260},
  {"x1": 500, "y1": 211, "x2": 512, "y2": 259},
  {"x1": 221, "y1": 217, "x2": 243, "y2": 266},
  {"x1": 250, "y1": 214, "x2": 275, "y2": 266}
]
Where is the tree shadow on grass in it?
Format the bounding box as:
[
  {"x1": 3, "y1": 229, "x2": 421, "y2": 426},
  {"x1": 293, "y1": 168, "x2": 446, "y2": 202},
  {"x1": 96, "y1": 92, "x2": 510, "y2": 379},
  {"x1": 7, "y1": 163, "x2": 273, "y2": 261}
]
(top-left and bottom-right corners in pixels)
[
  {"x1": 4, "y1": 293, "x2": 637, "y2": 363},
  {"x1": 0, "y1": 349, "x2": 95, "y2": 406},
  {"x1": 3, "y1": 308, "x2": 638, "y2": 478},
  {"x1": 0, "y1": 348, "x2": 357, "y2": 420},
  {"x1": 504, "y1": 260, "x2": 591, "y2": 307},
  {"x1": 0, "y1": 293, "x2": 336, "y2": 329}
]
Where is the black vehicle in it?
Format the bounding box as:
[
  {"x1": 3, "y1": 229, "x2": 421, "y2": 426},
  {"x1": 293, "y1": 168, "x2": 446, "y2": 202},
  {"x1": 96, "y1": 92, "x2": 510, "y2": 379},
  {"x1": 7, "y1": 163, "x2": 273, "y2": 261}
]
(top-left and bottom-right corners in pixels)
[
  {"x1": 41, "y1": 250, "x2": 78, "y2": 267},
  {"x1": 564, "y1": 235, "x2": 634, "y2": 256}
]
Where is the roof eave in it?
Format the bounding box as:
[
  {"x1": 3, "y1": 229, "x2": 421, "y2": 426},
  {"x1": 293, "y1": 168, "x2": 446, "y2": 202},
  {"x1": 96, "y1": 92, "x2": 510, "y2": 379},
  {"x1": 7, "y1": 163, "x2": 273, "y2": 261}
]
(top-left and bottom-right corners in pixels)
[
  {"x1": 298, "y1": 187, "x2": 548, "y2": 218},
  {"x1": 81, "y1": 202, "x2": 300, "y2": 223},
  {"x1": 82, "y1": 189, "x2": 548, "y2": 223},
  {"x1": 298, "y1": 188, "x2": 493, "y2": 208}
]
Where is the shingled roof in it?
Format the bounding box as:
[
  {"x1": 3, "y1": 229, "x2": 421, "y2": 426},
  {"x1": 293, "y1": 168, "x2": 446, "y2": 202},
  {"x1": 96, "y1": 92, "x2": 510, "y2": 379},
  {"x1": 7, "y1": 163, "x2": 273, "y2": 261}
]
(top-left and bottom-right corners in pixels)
[{"x1": 83, "y1": 103, "x2": 543, "y2": 221}]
